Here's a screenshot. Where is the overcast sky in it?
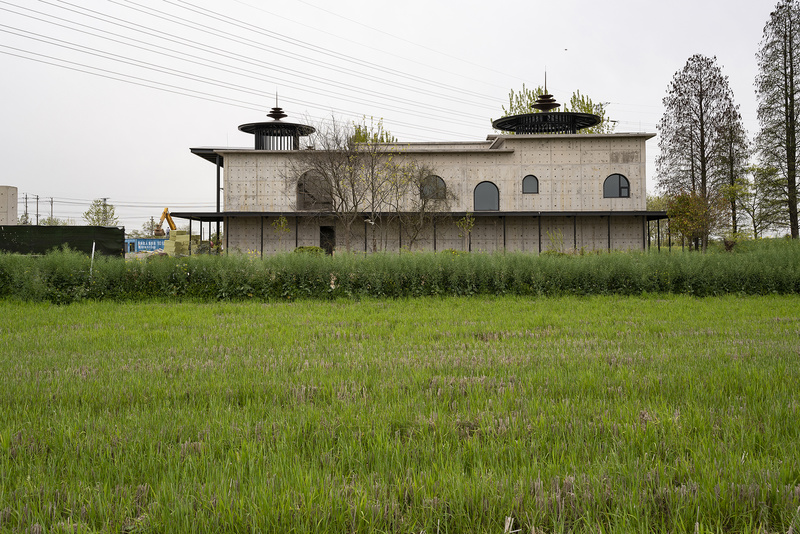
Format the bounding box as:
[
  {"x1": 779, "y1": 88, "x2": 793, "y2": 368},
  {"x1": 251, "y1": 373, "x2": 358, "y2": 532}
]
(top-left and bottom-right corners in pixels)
[{"x1": 0, "y1": 0, "x2": 773, "y2": 231}]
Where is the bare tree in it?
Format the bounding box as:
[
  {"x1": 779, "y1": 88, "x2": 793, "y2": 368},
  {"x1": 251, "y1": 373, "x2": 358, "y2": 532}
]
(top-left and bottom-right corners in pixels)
[
  {"x1": 656, "y1": 54, "x2": 745, "y2": 250},
  {"x1": 286, "y1": 117, "x2": 449, "y2": 253},
  {"x1": 397, "y1": 163, "x2": 457, "y2": 250},
  {"x1": 359, "y1": 120, "x2": 405, "y2": 252},
  {"x1": 756, "y1": 0, "x2": 800, "y2": 238},
  {"x1": 285, "y1": 118, "x2": 364, "y2": 252}
]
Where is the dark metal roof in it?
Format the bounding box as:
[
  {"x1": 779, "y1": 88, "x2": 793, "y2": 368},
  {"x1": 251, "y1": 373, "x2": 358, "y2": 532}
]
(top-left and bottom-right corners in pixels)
[
  {"x1": 237, "y1": 105, "x2": 315, "y2": 150},
  {"x1": 237, "y1": 121, "x2": 315, "y2": 136},
  {"x1": 492, "y1": 112, "x2": 602, "y2": 134},
  {"x1": 190, "y1": 147, "x2": 225, "y2": 166}
]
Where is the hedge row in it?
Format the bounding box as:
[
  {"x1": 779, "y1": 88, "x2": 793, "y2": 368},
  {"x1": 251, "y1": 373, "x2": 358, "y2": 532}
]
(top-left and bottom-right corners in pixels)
[{"x1": 1, "y1": 240, "x2": 799, "y2": 303}]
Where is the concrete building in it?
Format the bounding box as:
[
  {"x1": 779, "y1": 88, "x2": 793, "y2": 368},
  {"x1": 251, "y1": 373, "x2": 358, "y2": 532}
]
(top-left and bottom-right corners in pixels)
[
  {"x1": 0, "y1": 186, "x2": 18, "y2": 225},
  {"x1": 176, "y1": 97, "x2": 666, "y2": 254}
]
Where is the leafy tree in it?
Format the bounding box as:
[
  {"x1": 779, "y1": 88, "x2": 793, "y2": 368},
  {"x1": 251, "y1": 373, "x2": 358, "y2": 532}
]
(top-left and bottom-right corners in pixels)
[
  {"x1": 18, "y1": 212, "x2": 31, "y2": 225},
  {"x1": 666, "y1": 191, "x2": 726, "y2": 250},
  {"x1": 351, "y1": 117, "x2": 397, "y2": 144},
  {"x1": 82, "y1": 198, "x2": 118, "y2": 226},
  {"x1": 498, "y1": 84, "x2": 615, "y2": 134},
  {"x1": 271, "y1": 215, "x2": 290, "y2": 249},
  {"x1": 740, "y1": 165, "x2": 788, "y2": 237},
  {"x1": 39, "y1": 216, "x2": 74, "y2": 226},
  {"x1": 455, "y1": 213, "x2": 475, "y2": 251},
  {"x1": 127, "y1": 219, "x2": 159, "y2": 238},
  {"x1": 656, "y1": 54, "x2": 745, "y2": 250},
  {"x1": 142, "y1": 217, "x2": 159, "y2": 237},
  {"x1": 755, "y1": 0, "x2": 800, "y2": 238},
  {"x1": 716, "y1": 102, "x2": 751, "y2": 233}
]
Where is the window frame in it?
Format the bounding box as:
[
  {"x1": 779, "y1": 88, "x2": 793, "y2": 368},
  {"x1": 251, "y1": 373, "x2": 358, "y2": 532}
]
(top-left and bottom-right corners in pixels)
[
  {"x1": 603, "y1": 173, "x2": 630, "y2": 198},
  {"x1": 522, "y1": 174, "x2": 539, "y2": 194},
  {"x1": 474, "y1": 181, "x2": 500, "y2": 211},
  {"x1": 297, "y1": 171, "x2": 332, "y2": 210},
  {"x1": 420, "y1": 175, "x2": 447, "y2": 201}
]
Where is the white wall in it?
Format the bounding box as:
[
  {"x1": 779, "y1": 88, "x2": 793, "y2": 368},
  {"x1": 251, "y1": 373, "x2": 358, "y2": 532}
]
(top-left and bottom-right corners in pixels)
[{"x1": 0, "y1": 186, "x2": 18, "y2": 225}]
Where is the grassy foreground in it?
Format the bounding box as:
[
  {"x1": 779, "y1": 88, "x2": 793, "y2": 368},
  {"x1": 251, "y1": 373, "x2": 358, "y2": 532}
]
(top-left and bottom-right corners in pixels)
[{"x1": 1, "y1": 296, "x2": 799, "y2": 533}]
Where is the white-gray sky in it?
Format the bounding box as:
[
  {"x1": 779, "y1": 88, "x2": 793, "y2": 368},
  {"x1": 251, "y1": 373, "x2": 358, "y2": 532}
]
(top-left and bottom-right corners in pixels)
[{"x1": 0, "y1": 0, "x2": 773, "y2": 231}]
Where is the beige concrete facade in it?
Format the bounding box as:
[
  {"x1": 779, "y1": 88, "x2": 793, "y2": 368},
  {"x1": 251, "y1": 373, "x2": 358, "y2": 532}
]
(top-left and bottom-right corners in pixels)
[
  {"x1": 0, "y1": 186, "x2": 18, "y2": 225},
  {"x1": 192, "y1": 132, "x2": 658, "y2": 254},
  {"x1": 225, "y1": 213, "x2": 647, "y2": 255}
]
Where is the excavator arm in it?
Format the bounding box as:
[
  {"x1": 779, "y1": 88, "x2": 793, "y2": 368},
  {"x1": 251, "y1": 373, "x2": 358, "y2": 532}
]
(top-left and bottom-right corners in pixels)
[{"x1": 154, "y1": 208, "x2": 177, "y2": 236}]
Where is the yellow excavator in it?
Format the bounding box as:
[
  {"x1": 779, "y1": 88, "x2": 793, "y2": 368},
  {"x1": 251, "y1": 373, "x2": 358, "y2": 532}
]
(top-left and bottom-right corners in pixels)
[{"x1": 153, "y1": 208, "x2": 176, "y2": 237}]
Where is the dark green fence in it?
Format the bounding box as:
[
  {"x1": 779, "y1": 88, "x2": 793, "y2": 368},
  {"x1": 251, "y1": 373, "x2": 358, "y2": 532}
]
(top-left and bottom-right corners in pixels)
[{"x1": 0, "y1": 226, "x2": 124, "y2": 256}]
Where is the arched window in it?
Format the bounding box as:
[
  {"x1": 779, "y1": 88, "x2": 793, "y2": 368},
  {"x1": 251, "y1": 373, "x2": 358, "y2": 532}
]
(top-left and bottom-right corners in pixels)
[
  {"x1": 603, "y1": 174, "x2": 630, "y2": 198},
  {"x1": 474, "y1": 181, "x2": 499, "y2": 211},
  {"x1": 297, "y1": 171, "x2": 332, "y2": 210},
  {"x1": 522, "y1": 175, "x2": 539, "y2": 194},
  {"x1": 420, "y1": 175, "x2": 446, "y2": 200}
]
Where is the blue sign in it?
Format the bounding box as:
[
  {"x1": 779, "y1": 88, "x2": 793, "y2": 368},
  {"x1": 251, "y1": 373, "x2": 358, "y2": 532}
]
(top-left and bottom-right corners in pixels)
[{"x1": 125, "y1": 238, "x2": 166, "y2": 253}]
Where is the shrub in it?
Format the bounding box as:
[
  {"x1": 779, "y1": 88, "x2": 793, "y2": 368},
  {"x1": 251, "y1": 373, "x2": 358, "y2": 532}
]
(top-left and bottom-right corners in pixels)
[
  {"x1": 1, "y1": 239, "x2": 799, "y2": 302},
  {"x1": 294, "y1": 246, "x2": 325, "y2": 256}
]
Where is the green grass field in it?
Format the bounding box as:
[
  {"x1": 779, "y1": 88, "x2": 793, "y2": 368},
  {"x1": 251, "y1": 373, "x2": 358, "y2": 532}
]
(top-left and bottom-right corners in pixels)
[{"x1": 1, "y1": 295, "x2": 799, "y2": 533}]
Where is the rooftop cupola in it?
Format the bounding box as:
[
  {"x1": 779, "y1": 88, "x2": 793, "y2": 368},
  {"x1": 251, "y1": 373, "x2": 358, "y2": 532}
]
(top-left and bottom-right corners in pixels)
[
  {"x1": 492, "y1": 76, "x2": 601, "y2": 134},
  {"x1": 238, "y1": 98, "x2": 315, "y2": 150}
]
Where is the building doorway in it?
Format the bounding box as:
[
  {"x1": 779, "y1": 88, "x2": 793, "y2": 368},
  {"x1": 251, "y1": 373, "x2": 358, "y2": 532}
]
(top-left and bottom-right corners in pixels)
[{"x1": 320, "y1": 226, "x2": 335, "y2": 255}]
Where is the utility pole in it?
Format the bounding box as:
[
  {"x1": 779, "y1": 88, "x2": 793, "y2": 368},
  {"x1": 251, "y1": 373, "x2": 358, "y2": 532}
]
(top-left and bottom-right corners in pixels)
[
  {"x1": 24, "y1": 194, "x2": 28, "y2": 223},
  {"x1": 35, "y1": 195, "x2": 39, "y2": 225},
  {"x1": 50, "y1": 197, "x2": 53, "y2": 220}
]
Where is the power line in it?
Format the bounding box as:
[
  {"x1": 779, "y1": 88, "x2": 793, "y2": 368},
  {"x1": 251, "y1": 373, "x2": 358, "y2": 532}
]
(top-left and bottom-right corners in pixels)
[
  {"x1": 0, "y1": 24, "x2": 488, "y2": 128},
  {"x1": 3, "y1": 0, "x2": 498, "y2": 116},
  {"x1": 162, "y1": 0, "x2": 506, "y2": 101},
  {"x1": 0, "y1": 0, "x2": 657, "y2": 142},
  {"x1": 0, "y1": 44, "x2": 257, "y2": 109},
  {"x1": 0, "y1": 45, "x2": 481, "y2": 142},
  {"x1": 0, "y1": 44, "x2": 483, "y2": 140},
  {"x1": 0, "y1": 0, "x2": 498, "y2": 137},
  {"x1": 40, "y1": 0, "x2": 500, "y2": 109},
  {"x1": 227, "y1": 0, "x2": 522, "y2": 92},
  {"x1": 290, "y1": 0, "x2": 528, "y2": 86}
]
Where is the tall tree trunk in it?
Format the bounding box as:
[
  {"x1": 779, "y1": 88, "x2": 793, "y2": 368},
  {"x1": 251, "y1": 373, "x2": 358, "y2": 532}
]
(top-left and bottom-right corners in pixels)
[
  {"x1": 787, "y1": 16, "x2": 799, "y2": 238},
  {"x1": 730, "y1": 143, "x2": 738, "y2": 234},
  {"x1": 698, "y1": 90, "x2": 710, "y2": 252}
]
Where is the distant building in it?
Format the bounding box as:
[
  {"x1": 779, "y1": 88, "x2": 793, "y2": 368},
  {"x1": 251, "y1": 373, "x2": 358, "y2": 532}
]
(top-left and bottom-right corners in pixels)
[
  {"x1": 176, "y1": 96, "x2": 666, "y2": 254},
  {"x1": 0, "y1": 186, "x2": 18, "y2": 225},
  {"x1": 124, "y1": 238, "x2": 166, "y2": 253}
]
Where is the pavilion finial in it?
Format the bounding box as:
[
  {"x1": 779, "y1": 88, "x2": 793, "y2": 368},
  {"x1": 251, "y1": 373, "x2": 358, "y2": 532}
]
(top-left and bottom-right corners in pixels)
[
  {"x1": 267, "y1": 92, "x2": 288, "y2": 121},
  {"x1": 532, "y1": 72, "x2": 560, "y2": 112}
]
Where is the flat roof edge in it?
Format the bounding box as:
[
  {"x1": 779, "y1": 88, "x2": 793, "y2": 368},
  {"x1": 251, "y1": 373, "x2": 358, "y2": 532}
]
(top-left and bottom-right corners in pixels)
[{"x1": 172, "y1": 210, "x2": 669, "y2": 221}]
